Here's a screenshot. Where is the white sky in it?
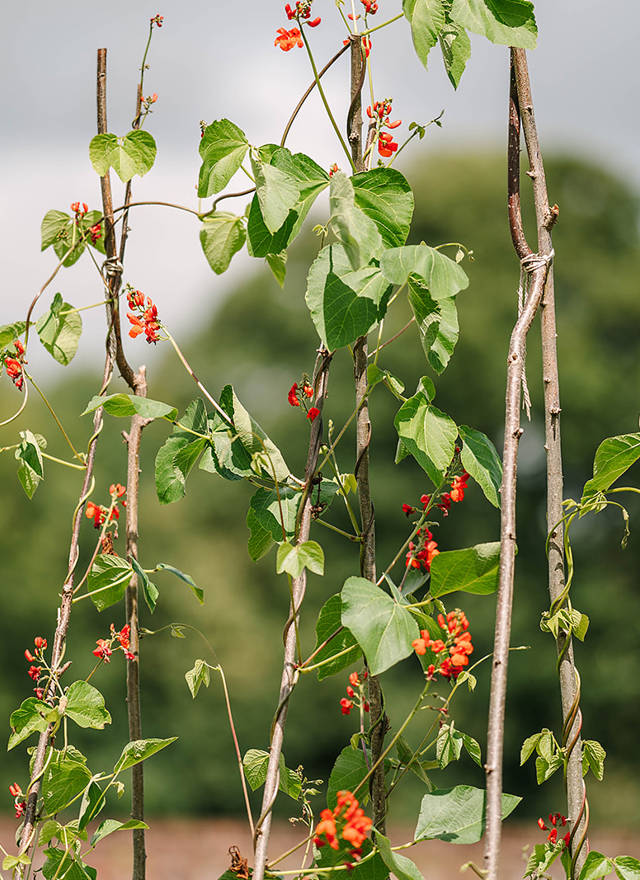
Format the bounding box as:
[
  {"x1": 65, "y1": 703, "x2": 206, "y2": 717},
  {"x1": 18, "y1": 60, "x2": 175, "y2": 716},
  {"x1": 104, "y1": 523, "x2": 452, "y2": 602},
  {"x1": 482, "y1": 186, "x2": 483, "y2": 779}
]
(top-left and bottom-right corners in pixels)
[{"x1": 1, "y1": 0, "x2": 637, "y2": 377}]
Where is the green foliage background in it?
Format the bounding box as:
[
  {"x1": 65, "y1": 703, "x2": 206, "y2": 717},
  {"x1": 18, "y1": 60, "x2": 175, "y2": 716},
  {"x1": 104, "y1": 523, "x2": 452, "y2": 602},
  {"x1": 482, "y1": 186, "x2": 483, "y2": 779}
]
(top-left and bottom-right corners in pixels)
[{"x1": 1, "y1": 153, "x2": 639, "y2": 827}]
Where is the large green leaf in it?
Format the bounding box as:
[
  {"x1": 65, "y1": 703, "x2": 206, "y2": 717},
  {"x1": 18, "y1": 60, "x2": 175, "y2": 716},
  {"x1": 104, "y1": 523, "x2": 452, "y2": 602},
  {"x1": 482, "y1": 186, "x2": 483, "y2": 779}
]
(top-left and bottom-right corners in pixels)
[
  {"x1": 40, "y1": 210, "x2": 95, "y2": 268},
  {"x1": 219, "y1": 385, "x2": 290, "y2": 482},
  {"x1": 614, "y1": 856, "x2": 640, "y2": 880},
  {"x1": 381, "y1": 243, "x2": 469, "y2": 300},
  {"x1": 89, "y1": 131, "x2": 157, "y2": 181},
  {"x1": 276, "y1": 540, "x2": 324, "y2": 577},
  {"x1": 429, "y1": 542, "x2": 501, "y2": 598},
  {"x1": 252, "y1": 153, "x2": 301, "y2": 234},
  {"x1": 313, "y1": 594, "x2": 361, "y2": 681},
  {"x1": 41, "y1": 753, "x2": 92, "y2": 815},
  {"x1": 352, "y1": 167, "x2": 414, "y2": 248},
  {"x1": 155, "y1": 563, "x2": 204, "y2": 604},
  {"x1": 8, "y1": 697, "x2": 51, "y2": 750},
  {"x1": 414, "y1": 785, "x2": 521, "y2": 844},
  {"x1": 42, "y1": 848, "x2": 96, "y2": 880},
  {"x1": 581, "y1": 433, "x2": 640, "y2": 503},
  {"x1": 578, "y1": 852, "x2": 615, "y2": 880},
  {"x1": 305, "y1": 244, "x2": 385, "y2": 350},
  {"x1": 83, "y1": 393, "x2": 177, "y2": 421},
  {"x1": 459, "y1": 425, "x2": 502, "y2": 508},
  {"x1": 408, "y1": 277, "x2": 459, "y2": 374},
  {"x1": 403, "y1": 0, "x2": 446, "y2": 68},
  {"x1": 327, "y1": 746, "x2": 369, "y2": 809},
  {"x1": 35, "y1": 293, "x2": 82, "y2": 365},
  {"x1": 200, "y1": 214, "x2": 246, "y2": 274},
  {"x1": 450, "y1": 0, "x2": 537, "y2": 49},
  {"x1": 131, "y1": 556, "x2": 160, "y2": 613},
  {"x1": 90, "y1": 819, "x2": 148, "y2": 848},
  {"x1": 198, "y1": 119, "x2": 249, "y2": 197},
  {"x1": 242, "y1": 748, "x2": 301, "y2": 800},
  {"x1": 64, "y1": 681, "x2": 111, "y2": 729},
  {"x1": 376, "y1": 832, "x2": 425, "y2": 880},
  {"x1": 0, "y1": 321, "x2": 27, "y2": 348},
  {"x1": 394, "y1": 392, "x2": 458, "y2": 484},
  {"x1": 15, "y1": 429, "x2": 45, "y2": 499},
  {"x1": 341, "y1": 577, "x2": 419, "y2": 675},
  {"x1": 438, "y1": 18, "x2": 471, "y2": 88},
  {"x1": 114, "y1": 737, "x2": 178, "y2": 773},
  {"x1": 86, "y1": 554, "x2": 132, "y2": 612},
  {"x1": 155, "y1": 399, "x2": 208, "y2": 504},
  {"x1": 328, "y1": 172, "x2": 383, "y2": 269}
]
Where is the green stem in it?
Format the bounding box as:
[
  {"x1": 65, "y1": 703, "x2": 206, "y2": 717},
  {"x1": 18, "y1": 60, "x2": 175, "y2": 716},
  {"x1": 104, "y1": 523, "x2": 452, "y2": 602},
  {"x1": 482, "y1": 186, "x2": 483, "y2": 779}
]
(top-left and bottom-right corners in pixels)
[
  {"x1": 361, "y1": 12, "x2": 404, "y2": 36},
  {"x1": 314, "y1": 517, "x2": 361, "y2": 541},
  {"x1": 41, "y1": 452, "x2": 86, "y2": 470},
  {"x1": 25, "y1": 372, "x2": 84, "y2": 463},
  {"x1": 300, "y1": 27, "x2": 355, "y2": 171},
  {"x1": 298, "y1": 645, "x2": 355, "y2": 674}
]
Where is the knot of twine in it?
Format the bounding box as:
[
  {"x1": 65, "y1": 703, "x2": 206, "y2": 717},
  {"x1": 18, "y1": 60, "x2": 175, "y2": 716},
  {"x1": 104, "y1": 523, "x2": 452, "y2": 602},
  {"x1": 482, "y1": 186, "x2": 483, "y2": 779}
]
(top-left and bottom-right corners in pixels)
[
  {"x1": 102, "y1": 257, "x2": 124, "y2": 278},
  {"x1": 517, "y1": 250, "x2": 555, "y2": 419}
]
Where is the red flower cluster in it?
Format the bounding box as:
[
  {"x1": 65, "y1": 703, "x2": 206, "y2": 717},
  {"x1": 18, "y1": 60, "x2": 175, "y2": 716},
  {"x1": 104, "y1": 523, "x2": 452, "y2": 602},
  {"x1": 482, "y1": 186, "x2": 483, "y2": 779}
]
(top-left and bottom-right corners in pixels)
[
  {"x1": 314, "y1": 790, "x2": 372, "y2": 864},
  {"x1": 88, "y1": 223, "x2": 102, "y2": 244},
  {"x1": 93, "y1": 623, "x2": 135, "y2": 663},
  {"x1": 9, "y1": 783, "x2": 25, "y2": 819},
  {"x1": 329, "y1": 163, "x2": 340, "y2": 176},
  {"x1": 126, "y1": 288, "x2": 161, "y2": 343},
  {"x1": 538, "y1": 813, "x2": 570, "y2": 847},
  {"x1": 362, "y1": 0, "x2": 378, "y2": 12},
  {"x1": 3, "y1": 339, "x2": 25, "y2": 391},
  {"x1": 150, "y1": 14, "x2": 164, "y2": 27},
  {"x1": 339, "y1": 671, "x2": 369, "y2": 716},
  {"x1": 405, "y1": 527, "x2": 439, "y2": 571},
  {"x1": 288, "y1": 379, "x2": 318, "y2": 422},
  {"x1": 70, "y1": 201, "x2": 88, "y2": 217},
  {"x1": 23, "y1": 636, "x2": 48, "y2": 696},
  {"x1": 275, "y1": 27, "x2": 304, "y2": 50},
  {"x1": 366, "y1": 99, "x2": 401, "y2": 157},
  {"x1": 284, "y1": 1, "x2": 321, "y2": 26},
  {"x1": 412, "y1": 610, "x2": 473, "y2": 678},
  {"x1": 85, "y1": 484, "x2": 126, "y2": 530}
]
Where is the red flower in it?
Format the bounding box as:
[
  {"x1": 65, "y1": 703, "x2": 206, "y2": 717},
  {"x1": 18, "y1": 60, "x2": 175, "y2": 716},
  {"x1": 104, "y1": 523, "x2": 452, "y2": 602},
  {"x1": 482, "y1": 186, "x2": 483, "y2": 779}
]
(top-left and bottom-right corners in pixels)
[
  {"x1": 339, "y1": 698, "x2": 353, "y2": 715},
  {"x1": 93, "y1": 639, "x2": 112, "y2": 662},
  {"x1": 14, "y1": 801, "x2": 25, "y2": 819},
  {"x1": 85, "y1": 501, "x2": 106, "y2": 528},
  {"x1": 34, "y1": 687, "x2": 44, "y2": 699},
  {"x1": 4, "y1": 357, "x2": 24, "y2": 390},
  {"x1": 378, "y1": 131, "x2": 398, "y2": 158},
  {"x1": 109, "y1": 483, "x2": 126, "y2": 498},
  {"x1": 402, "y1": 503, "x2": 414, "y2": 516},
  {"x1": 348, "y1": 672, "x2": 359, "y2": 687},
  {"x1": 274, "y1": 27, "x2": 303, "y2": 51},
  {"x1": 34, "y1": 636, "x2": 47, "y2": 650},
  {"x1": 127, "y1": 291, "x2": 161, "y2": 343},
  {"x1": 450, "y1": 472, "x2": 469, "y2": 503},
  {"x1": 288, "y1": 383, "x2": 300, "y2": 407},
  {"x1": 307, "y1": 407, "x2": 320, "y2": 422},
  {"x1": 24, "y1": 649, "x2": 35, "y2": 662},
  {"x1": 27, "y1": 666, "x2": 42, "y2": 681},
  {"x1": 329, "y1": 163, "x2": 340, "y2": 176},
  {"x1": 308, "y1": 17, "x2": 321, "y2": 26},
  {"x1": 302, "y1": 383, "x2": 314, "y2": 398},
  {"x1": 362, "y1": 0, "x2": 378, "y2": 12},
  {"x1": 89, "y1": 223, "x2": 102, "y2": 243},
  {"x1": 150, "y1": 14, "x2": 164, "y2": 27},
  {"x1": 9, "y1": 783, "x2": 22, "y2": 798}
]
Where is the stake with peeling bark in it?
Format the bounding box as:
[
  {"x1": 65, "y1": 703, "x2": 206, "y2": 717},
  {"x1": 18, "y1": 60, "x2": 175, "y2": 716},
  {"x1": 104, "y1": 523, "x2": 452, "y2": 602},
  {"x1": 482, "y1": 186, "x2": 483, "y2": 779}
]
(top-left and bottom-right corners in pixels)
[
  {"x1": 253, "y1": 350, "x2": 333, "y2": 880},
  {"x1": 510, "y1": 47, "x2": 588, "y2": 877},
  {"x1": 97, "y1": 47, "x2": 150, "y2": 880}
]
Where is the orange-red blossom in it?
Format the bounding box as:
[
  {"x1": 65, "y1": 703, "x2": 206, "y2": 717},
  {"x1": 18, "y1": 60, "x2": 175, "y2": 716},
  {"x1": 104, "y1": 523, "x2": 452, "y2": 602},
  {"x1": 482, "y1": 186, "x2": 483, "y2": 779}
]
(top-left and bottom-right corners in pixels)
[
  {"x1": 412, "y1": 610, "x2": 473, "y2": 678},
  {"x1": 314, "y1": 790, "x2": 372, "y2": 861}
]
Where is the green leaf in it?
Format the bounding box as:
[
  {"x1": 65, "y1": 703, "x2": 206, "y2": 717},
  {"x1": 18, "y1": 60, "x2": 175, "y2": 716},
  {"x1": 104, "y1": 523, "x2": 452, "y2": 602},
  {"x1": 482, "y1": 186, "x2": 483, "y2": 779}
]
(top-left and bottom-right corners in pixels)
[
  {"x1": 200, "y1": 213, "x2": 246, "y2": 274},
  {"x1": 535, "y1": 752, "x2": 563, "y2": 784},
  {"x1": 381, "y1": 243, "x2": 469, "y2": 300},
  {"x1": 450, "y1": 0, "x2": 537, "y2": 49},
  {"x1": 328, "y1": 172, "x2": 383, "y2": 269},
  {"x1": 394, "y1": 393, "x2": 457, "y2": 484},
  {"x1": 198, "y1": 119, "x2": 249, "y2": 197},
  {"x1": 581, "y1": 433, "x2": 640, "y2": 503},
  {"x1": 83, "y1": 393, "x2": 177, "y2": 421},
  {"x1": 78, "y1": 781, "x2": 104, "y2": 830},
  {"x1": 252, "y1": 153, "x2": 301, "y2": 234},
  {"x1": 41, "y1": 210, "x2": 73, "y2": 252},
  {"x1": 2, "y1": 853, "x2": 31, "y2": 871},
  {"x1": 430, "y1": 542, "x2": 501, "y2": 598},
  {"x1": 459, "y1": 425, "x2": 502, "y2": 508},
  {"x1": 64, "y1": 681, "x2": 111, "y2": 729},
  {"x1": 414, "y1": 785, "x2": 521, "y2": 844},
  {"x1": 461, "y1": 733, "x2": 482, "y2": 767},
  {"x1": 41, "y1": 754, "x2": 92, "y2": 815},
  {"x1": 582, "y1": 739, "x2": 606, "y2": 781},
  {"x1": 246, "y1": 508, "x2": 276, "y2": 561},
  {"x1": 396, "y1": 735, "x2": 432, "y2": 786},
  {"x1": 155, "y1": 563, "x2": 204, "y2": 604},
  {"x1": 86, "y1": 554, "x2": 132, "y2": 612},
  {"x1": 219, "y1": 385, "x2": 289, "y2": 482},
  {"x1": 35, "y1": 293, "x2": 82, "y2": 365},
  {"x1": 266, "y1": 251, "x2": 287, "y2": 286},
  {"x1": 313, "y1": 594, "x2": 361, "y2": 681},
  {"x1": 40, "y1": 210, "x2": 97, "y2": 268},
  {"x1": 154, "y1": 400, "x2": 208, "y2": 504},
  {"x1": 185, "y1": 659, "x2": 211, "y2": 699},
  {"x1": 89, "y1": 130, "x2": 157, "y2": 181},
  {"x1": 403, "y1": 0, "x2": 446, "y2": 68},
  {"x1": 114, "y1": 737, "x2": 178, "y2": 773},
  {"x1": 408, "y1": 277, "x2": 459, "y2": 374},
  {"x1": 614, "y1": 856, "x2": 640, "y2": 880},
  {"x1": 327, "y1": 746, "x2": 369, "y2": 809},
  {"x1": 352, "y1": 167, "x2": 414, "y2": 248},
  {"x1": 42, "y1": 848, "x2": 96, "y2": 880},
  {"x1": 8, "y1": 697, "x2": 51, "y2": 750},
  {"x1": 276, "y1": 540, "x2": 324, "y2": 577},
  {"x1": 246, "y1": 195, "x2": 298, "y2": 259},
  {"x1": 376, "y1": 832, "x2": 425, "y2": 880},
  {"x1": 341, "y1": 576, "x2": 419, "y2": 675},
  {"x1": 436, "y1": 723, "x2": 463, "y2": 769},
  {"x1": 242, "y1": 749, "x2": 302, "y2": 800},
  {"x1": 131, "y1": 556, "x2": 159, "y2": 613},
  {"x1": 16, "y1": 429, "x2": 45, "y2": 499},
  {"x1": 578, "y1": 852, "x2": 614, "y2": 879},
  {"x1": 439, "y1": 18, "x2": 471, "y2": 88},
  {"x1": 0, "y1": 321, "x2": 26, "y2": 348},
  {"x1": 520, "y1": 732, "x2": 542, "y2": 765},
  {"x1": 306, "y1": 244, "x2": 385, "y2": 350},
  {"x1": 90, "y1": 819, "x2": 148, "y2": 847}
]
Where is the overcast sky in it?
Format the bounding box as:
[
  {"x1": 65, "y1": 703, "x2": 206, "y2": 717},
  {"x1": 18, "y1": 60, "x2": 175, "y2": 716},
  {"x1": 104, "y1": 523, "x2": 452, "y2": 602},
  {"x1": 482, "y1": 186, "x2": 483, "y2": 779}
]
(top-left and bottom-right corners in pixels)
[{"x1": 1, "y1": 0, "x2": 637, "y2": 376}]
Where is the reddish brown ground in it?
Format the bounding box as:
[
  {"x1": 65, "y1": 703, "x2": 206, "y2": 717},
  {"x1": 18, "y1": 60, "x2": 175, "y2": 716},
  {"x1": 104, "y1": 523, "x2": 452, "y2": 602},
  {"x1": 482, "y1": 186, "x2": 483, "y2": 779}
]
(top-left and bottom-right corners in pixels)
[{"x1": 2, "y1": 819, "x2": 637, "y2": 879}]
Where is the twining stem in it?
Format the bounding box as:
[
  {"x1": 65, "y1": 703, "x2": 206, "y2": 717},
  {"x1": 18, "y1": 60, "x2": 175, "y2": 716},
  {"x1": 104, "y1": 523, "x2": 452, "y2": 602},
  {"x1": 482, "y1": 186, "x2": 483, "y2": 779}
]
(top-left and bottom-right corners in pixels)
[
  {"x1": 215, "y1": 665, "x2": 256, "y2": 839},
  {"x1": 483, "y1": 255, "x2": 552, "y2": 880},
  {"x1": 25, "y1": 372, "x2": 84, "y2": 463},
  {"x1": 252, "y1": 348, "x2": 332, "y2": 880},
  {"x1": 510, "y1": 48, "x2": 586, "y2": 879},
  {"x1": 300, "y1": 27, "x2": 355, "y2": 171},
  {"x1": 164, "y1": 329, "x2": 234, "y2": 428},
  {"x1": 361, "y1": 12, "x2": 404, "y2": 36}
]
